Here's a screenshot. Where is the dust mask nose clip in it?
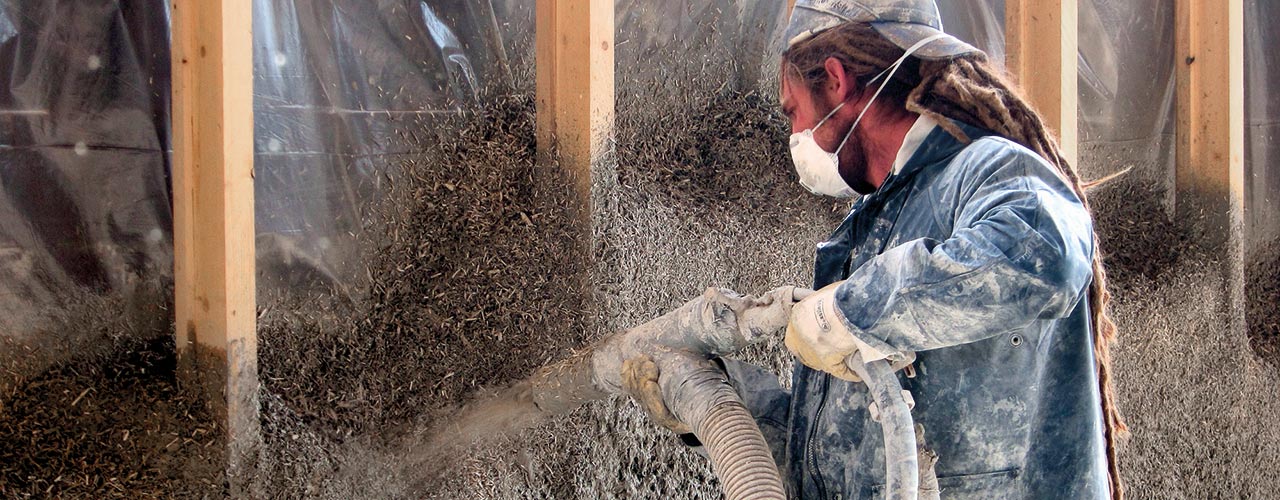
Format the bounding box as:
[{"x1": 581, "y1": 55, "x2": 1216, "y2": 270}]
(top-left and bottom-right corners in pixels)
[{"x1": 787, "y1": 33, "x2": 949, "y2": 198}]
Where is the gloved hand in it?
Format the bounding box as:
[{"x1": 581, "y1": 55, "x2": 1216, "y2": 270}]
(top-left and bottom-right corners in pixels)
[
  {"x1": 610, "y1": 285, "x2": 811, "y2": 434},
  {"x1": 621, "y1": 355, "x2": 691, "y2": 435},
  {"x1": 784, "y1": 281, "x2": 914, "y2": 382}
]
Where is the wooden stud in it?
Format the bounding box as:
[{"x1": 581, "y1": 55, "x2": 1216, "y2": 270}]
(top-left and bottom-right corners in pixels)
[
  {"x1": 1174, "y1": 0, "x2": 1246, "y2": 335},
  {"x1": 536, "y1": 0, "x2": 614, "y2": 210},
  {"x1": 1175, "y1": 0, "x2": 1245, "y2": 219},
  {"x1": 1005, "y1": 0, "x2": 1079, "y2": 167},
  {"x1": 170, "y1": 0, "x2": 259, "y2": 492}
]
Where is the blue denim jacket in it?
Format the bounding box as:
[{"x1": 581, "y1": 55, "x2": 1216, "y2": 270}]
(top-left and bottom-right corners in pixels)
[{"x1": 729, "y1": 120, "x2": 1109, "y2": 499}]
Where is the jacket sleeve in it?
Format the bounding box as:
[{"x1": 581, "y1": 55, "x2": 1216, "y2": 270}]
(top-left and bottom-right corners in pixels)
[{"x1": 832, "y1": 139, "x2": 1095, "y2": 355}]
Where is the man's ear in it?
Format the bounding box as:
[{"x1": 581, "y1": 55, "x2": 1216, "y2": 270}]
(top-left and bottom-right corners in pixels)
[{"x1": 822, "y1": 57, "x2": 852, "y2": 103}]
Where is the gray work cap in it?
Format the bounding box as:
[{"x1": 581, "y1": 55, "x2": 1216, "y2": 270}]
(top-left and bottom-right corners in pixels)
[{"x1": 784, "y1": 0, "x2": 981, "y2": 60}]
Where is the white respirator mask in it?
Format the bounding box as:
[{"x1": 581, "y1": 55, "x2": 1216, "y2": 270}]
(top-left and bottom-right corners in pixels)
[{"x1": 788, "y1": 34, "x2": 949, "y2": 198}]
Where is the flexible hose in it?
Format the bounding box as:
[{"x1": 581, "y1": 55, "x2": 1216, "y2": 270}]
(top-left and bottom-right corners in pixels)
[
  {"x1": 696, "y1": 398, "x2": 787, "y2": 500},
  {"x1": 522, "y1": 288, "x2": 797, "y2": 500},
  {"x1": 653, "y1": 350, "x2": 787, "y2": 500},
  {"x1": 855, "y1": 357, "x2": 919, "y2": 500},
  {"x1": 527, "y1": 350, "x2": 787, "y2": 500},
  {"x1": 522, "y1": 287, "x2": 919, "y2": 500}
]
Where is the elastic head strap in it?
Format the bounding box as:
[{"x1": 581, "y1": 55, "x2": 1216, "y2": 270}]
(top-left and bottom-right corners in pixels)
[
  {"x1": 834, "y1": 33, "x2": 949, "y2": 154},
  {"x1": 813, "y1": 100, "x2": 847, "y2": 131}
]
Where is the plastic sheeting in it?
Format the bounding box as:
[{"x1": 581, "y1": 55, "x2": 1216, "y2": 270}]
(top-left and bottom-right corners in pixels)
[
  {"x1": 936, "y1": 0, "x2": 1005, "y2": 64},
  {"x1": 605, "y1": 1, "x2": 1006, "y2": 100},
  {"x1": 0, "y1": 0, "x2": 172, "y2": 338},
  {"x1": 1245, "y1": 0, "x2": 1280, "y2": 250},
  {"x1": 252, "y1": 0, "x2": 527, "y2": 295},
  {"x1": 0, "y1": 1, "x2": 1276, "y2": 341},
  {"x1": 613, "y1": 0, "x2": 792, "y2": 93},
  {"x1": 1076, "y1": 0, "x2": 1178, "y2": 201},
  {"x1": 0, "y1": 0, "x2": 514, "y2": 337}
]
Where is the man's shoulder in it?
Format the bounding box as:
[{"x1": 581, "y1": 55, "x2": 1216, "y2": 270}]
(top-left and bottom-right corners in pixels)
[
  {"x1": 944, "y1": 134, "x2": 1067, "y2": 187},
  {"x1": 957, "y1": 135, "x2": 1050, "y2": 167}
]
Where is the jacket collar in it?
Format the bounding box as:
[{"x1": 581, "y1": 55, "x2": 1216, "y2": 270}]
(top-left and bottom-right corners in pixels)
[
  {"x1": 892, "y1": 115, "x2": 938, "y2": 175},
  {"x1": 886, "y1": 118, "x2": 992, "y2": 186},
  {"x1": 847, "y1": 118, "x2": 992, "y2": 211},
  {"x1": 816, "y1": 119, "x2": 996, "y2": 285}
]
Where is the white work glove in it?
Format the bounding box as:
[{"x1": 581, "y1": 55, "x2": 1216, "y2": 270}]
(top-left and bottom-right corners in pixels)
[
  {"x1": 784, "y1": 281, "x2": 914, "y2": 382},
  {"x1": 614, "y1": 285, "x2": 803, "y2": 436}
]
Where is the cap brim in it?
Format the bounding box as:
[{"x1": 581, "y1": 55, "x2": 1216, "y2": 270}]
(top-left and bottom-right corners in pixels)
[
  {"x1": 870, "y1": 21, "x2": 983, "y2": 60},
  {"x1": 784, "y1": 7, "x2": 851, "y2": 47}
]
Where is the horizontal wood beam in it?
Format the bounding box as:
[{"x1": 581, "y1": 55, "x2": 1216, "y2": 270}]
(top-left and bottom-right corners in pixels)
[
  {"x1": 170, "y1": 0, "x2": 259, "y2": 492},
  {"x1": 1005, "y1": 0, "x2": 1079, "y2": 168}
]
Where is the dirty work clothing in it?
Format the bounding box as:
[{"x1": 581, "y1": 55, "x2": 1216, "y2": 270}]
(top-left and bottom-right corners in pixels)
[{"x1": 729, "y1": 119, "x2": 1108, "y2": 499}]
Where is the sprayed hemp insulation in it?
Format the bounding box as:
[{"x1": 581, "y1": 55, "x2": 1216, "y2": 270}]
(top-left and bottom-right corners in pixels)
[
  {"x1": 3, "y1": 78, "x2": 1280, "y2": 500},
  {"x1": 257, "y1": 93, "x2": 591, "y2": 440},
  {"x1": 0, "y1": 288, "x2": 223, "y2": 499}
]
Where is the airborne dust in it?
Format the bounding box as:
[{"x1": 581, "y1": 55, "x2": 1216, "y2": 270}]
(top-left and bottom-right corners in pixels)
[{"x1": 3, "y1": 40, "x2": 1280, "y2": 500}]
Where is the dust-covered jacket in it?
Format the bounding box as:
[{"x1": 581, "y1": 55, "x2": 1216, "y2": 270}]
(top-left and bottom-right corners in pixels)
[{"x1": 727, "y1": 119, "x2": 1108, "y2": 499}]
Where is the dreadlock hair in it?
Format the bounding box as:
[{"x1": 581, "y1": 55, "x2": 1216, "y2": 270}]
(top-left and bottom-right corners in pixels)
[{"x1": 782, "y1": 22, "x2": 1128, "y2": 500}]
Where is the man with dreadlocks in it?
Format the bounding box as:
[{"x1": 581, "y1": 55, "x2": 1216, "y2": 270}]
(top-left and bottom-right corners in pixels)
[
  {"x1": 773, "y1": 0, "x2": 1125, "y2": 498},
  {"x1": 627, "y1": 0, "x2": 1125, "y2": 499}
]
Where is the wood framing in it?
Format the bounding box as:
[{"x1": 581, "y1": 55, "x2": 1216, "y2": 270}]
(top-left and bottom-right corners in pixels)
[
  {"x1": 1005, "y1": 0, "x2": 1079, "y2": 167},
  {"x1": 1175, "y1": 0, "x2": 1245, "y2": 220},
  {"x1": 536, "y1": 0, "x2": 614, "y2": 209},
  {"x1": 1175, "y1": 0, "x2": 1246, "y2": 337},
  {"x1": 170, "y1": 0, "x2": 259, "y2": 491}
]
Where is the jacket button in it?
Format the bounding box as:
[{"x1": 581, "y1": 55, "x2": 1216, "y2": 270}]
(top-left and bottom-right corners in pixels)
[{"x1": 1010, "y1": 334, "x2": 1024, "y2": 347}]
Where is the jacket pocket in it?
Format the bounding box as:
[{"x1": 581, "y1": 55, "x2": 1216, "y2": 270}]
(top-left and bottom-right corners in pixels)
[
  {"x1": 867, "y1": 468, "x2": 1022, "y2": 500},
  {"x1": 935, "y1": 468, "x2": 1022, "y2": 500}
]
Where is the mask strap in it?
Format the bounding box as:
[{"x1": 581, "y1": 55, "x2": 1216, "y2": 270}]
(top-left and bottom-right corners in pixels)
[
  {"x1": 834, "y1": 34, "x2": 949, "y2": 154},
  {"x1": 813, "y1": 100, "x2": 847, "y2": 130}
]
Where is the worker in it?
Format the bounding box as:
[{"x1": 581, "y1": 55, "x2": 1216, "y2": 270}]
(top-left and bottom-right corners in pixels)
[{"x1": 624, "y1": 1, "x2": 1125, "y2": 498}]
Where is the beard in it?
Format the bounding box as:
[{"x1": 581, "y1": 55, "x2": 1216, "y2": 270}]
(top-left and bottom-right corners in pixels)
[
  {"x1": 813, "y1": 94, "x2": 875, "y2": 194},
  {"x1": 820, "y1": 105, "x2": 873, "y2": 194},
  {"x1": 835, "y1": 129, "x2": 875, "y2": 194}
]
